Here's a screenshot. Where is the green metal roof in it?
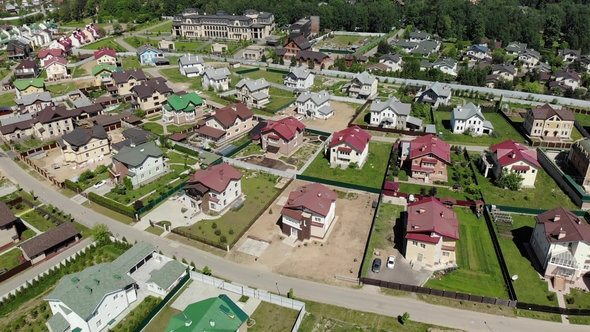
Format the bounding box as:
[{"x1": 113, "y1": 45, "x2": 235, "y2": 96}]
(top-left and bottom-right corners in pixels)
[
  {"x1": 14, "y1": 78, "x2": 45, "y2": 90},
  {"x1": 112, "y1": 141, "x2": 163, "y2": 168},
  {"x1": 92, "y1": 64, "x2": 117, "y2": 76},
  {"x1": 165, "y1": 92, "x2": 204, "y2": 112},
  {"x1": 199, "y1": 151, "x2": 221, "y2": 166},
  {"x1": 147, "y1": 260, "x2": 186, "y2": 290},
  {"x1": 72, "y1": 328, "x2": 82, "y2": 332},
  {"x1": 47, "y1": 312, "x2": 70, "y2": 332},
  {"x1": 166, "y1": 294, "x2": 248, "y2": 332}
]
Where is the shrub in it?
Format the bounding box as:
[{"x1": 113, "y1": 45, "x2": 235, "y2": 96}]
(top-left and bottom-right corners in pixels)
[
  {"x1": 566, "y1": 297, "x2": 576, "y2": 305},
  {"x1": 220, "y1": 235, "x2": 227, "y2": 243},
  {"x1": 133, "y1": 200, "x2": 144, "y2": 211},
  {"x1": 398, "y1": 170, "x2": 408, "y2": 181},
  {"x1": 400, "y1": 312, "x2": 410, "y2": 325},
  {"x1": 87, "y1": 193, "x2": 136, "y2": 217},
  {"x1": 173, "y1": 144, "x2": 199, "y2": 157},
  {"x1": 547, "y1": 293, "x2": 556, "y2": 301},
  {"x1": 214, "y1": 229, "x2": 221, "y2": 236},
  {"x1": 229, "y1": 228, "x2": 234, "y2": 235},
  {"x1": 64, "y1": 179, "x2": 81, "y2": 191},
  {"x1": 211, "y1": 222, "x2": 217, "y2": 229},
  {"x1": 203, "y1": 266, "x2": 212, "y2": 276}
]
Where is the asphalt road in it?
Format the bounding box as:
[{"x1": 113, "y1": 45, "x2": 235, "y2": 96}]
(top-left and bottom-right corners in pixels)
[{"x1": 0, "y1": 153, "x2": 584, "y2": 332}]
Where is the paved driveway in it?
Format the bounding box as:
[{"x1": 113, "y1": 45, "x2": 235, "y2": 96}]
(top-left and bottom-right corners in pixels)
[
  {"x1": 84, "y1": 182, "x2": 113, "y2": 196},
  {"x1": 365, "y1": 251, "x2": 432, "y2": 286}
]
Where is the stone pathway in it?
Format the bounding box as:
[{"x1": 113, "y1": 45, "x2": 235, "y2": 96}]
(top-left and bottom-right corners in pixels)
[{"x1": 555, "y1": 291, "x2": 570, "y2": 325}]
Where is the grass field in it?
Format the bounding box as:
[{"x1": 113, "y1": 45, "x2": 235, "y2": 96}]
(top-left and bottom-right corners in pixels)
[
  {"x1": 565, "y1": 288, "x2": 590, "y2": 310},
  {"x1": 105, "y1": 172, "x2": 181, "y2": 204},
  {"x1": 317, "y1": 35, "x2": 365, "y2": 48},
  {"x1": 249, "y1": 301, "x2": 299, "y2": 332},
  {"x1": 166, "y1": 151, "x2": 198, "y2": 165},
  {"x1": 424, "y1": 208, "x2": 508, "y2": 298},
  {"x1": 148, "y1": 21, "x2": 173, "y2": 33},
  {"x1": 242, "y1": 69, "x2": 287, "y2": 84},
  {"x1": 145, "y1": 226, "x2": 165, "y2": 236},
  {"x1": 81, "y1": 37, "x2": 127, "y2": 52},
  {"x1": 158, "y1": 68, "x2": 202, "y2": 90},
  {"x1": 0, "y1": 248, "x2": 23, "y2": 270},
  {"x1": 168, "y1": 123, "x2": 197, "y2": 134},
  {"x1": 434, "y1": 111, "x2": 527, "y2": 145},
  {"x1": 361, "y1": 203, "x2": 404, "y2": 277},
  {"x1": 0, "y1": 92, "x2": 17, "y2": 106},
  {"x1": 46, "y1": 82, "x2": 77, "y2": 95},
  {"x1": 302, "y1": 142, "x2": 392, "y2": 189},
  {"x1": 72, "y1": 66, "x2": 89, "y2": 78},
  {"x1": 141, "y1": 122, "x2": 164, "y2": 135},
  {"x1": 265, "y1": 87, "x2": 296, "y2": 111}
]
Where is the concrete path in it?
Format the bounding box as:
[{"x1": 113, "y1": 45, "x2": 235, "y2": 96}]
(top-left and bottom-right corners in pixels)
[
  {"x1": 19, "y1": 218, "x2": 42, "y2": 235},
  {"x1": 0, "y1": 246, "x2": 18, "y2": 257}
]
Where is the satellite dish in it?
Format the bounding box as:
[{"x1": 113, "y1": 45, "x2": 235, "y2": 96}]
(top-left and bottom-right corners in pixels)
[{"x1": 512, "y1": 275, "x2": 518, "y2": 281}]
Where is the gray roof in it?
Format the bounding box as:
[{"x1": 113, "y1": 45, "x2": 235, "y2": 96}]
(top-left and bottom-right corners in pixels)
[
  {"x1": 287, "y1": 66, "x2": 313, "y2": 80},
  {"x1": 146, "y1": 260, "x2": 186, "y2": 290},
  {"x1": 178, "y1": 54, "x2": 204, "y2": 66},
  {"x1": 113, "y1": 141, "x2": 163, "y2": 167},
  {"x1": 183, "y1": 66, "x2": 203, "y2": 74},
  {"x1": 426, "y1": 82, "x2": 452, "y2": 97},
  {"x1": 410, "y1": 40, "x2": 440, "y2": 56},
  {"x1": 406, "y1": 116, "x2": 423, "y2": 127},
  {"x1": 492, "y1": 63, "x2": 516, "y2": 75},
  {"x1": 379, "y1": 53, "x2": 402, "y2": 63},
  {"x1": 110, "y1": 241, "x2": 156, "y2": 273},
  {"x1": 251, "y1": 91, "x2": 269, "y2": 100},
  {"x1": 370, "y1": 97, "x2": 411, "y2": 116},
  {"x1": 420, "y1": 60, "x2": 433, "y2": 68},
  {"x1": 519, "y1": 49, "x2": 540, "y2": 59},
  {"x1": 534, "y1": 62, "x2": 552, "y2": 72},
  {"x1": 236, "y1": 78, "x2": 269, "y2": 92},
  {"x1": 203, "y1": 67, "x2": 230, "y2": 80},
  {"x1": 62, "y1": 125, "x2": 108, "y2": 147},
  {"x1": 15, "y1": 91, "x2": 52, "y2": 106},
  {"x1": 506, "y1": 41, "x2": 527, "y2": 53},
  {"x1": 1, "y1": 113, "x2": 31, "y2": 126},
  {"x1": 452, "y1": 102, "x2": 485, "y2": 121},
  {"x1": 296, "y1": 90, "x2": 331, "y2": 106},
  {"x1": 46, "y1": 312, "x2": 69, "y2": 332},
  {"x1": 483, "y1": 120, "x2": 494, "y2": 130},
  {"x1": 432, "y1": 57, "x2": 456, "y2": 69},
  {"x1": 68, "y1": 90, "x2": 92, "y2": 108},
  {"x1": 122, "y1": 127, "x2": 150, "y2": 145},
  {"x1": 395, "y1": 40, "x2": 417, "y2": 49},
  {"x1": 137, "y1": 44, "x2": 161, "y2": 56},
  {"x1": 425, "y1": 124, "x2": 436, "y2": 133},
  {"x1": 409, "y1": 31, "x2": 431, "y2": 39},
  {"x1": 353, "y1": 71, "x2": 376, "y2": 85},
  {"x1": 316, "y1": 104, "x2": 334, "y2": 115}
]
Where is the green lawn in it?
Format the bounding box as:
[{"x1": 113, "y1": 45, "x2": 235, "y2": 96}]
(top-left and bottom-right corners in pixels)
[
  {"x1": 248, "y1": 301, "x2": 299, "y2": 332},
  {"x1": 77, "y1": 171, "x2": 111, "y2": 191},
  {"x1": 574, "y1": 113, "x2": 590, "y2": 128},
  {"x1": 265, "y1": 87, "x2": 296, "y2": 111},
  {"x1": 361, "y1": 203, "x2": 404, "y2": 277},
  {"x1": 496, "y1": 214, "x2": 558, "y2": 306},
  {"x1": 105, "y1": 172, "x2": 182, "y2": 204},
  {"x1": 302, "y1": 142, "x2": 392, "y2": 189},
  {"x1": 158, "y1": 68, "x2": 202, "y2": 90},
  {"x1": 81, "y1": 37, "x2": 128, "y2": 52},
  {"x1": 46, "y1": 82, "x2": 77, "y2": 95},
  {"x1": 565, "y1": 288, "x2": 590, "y2": 310},
  {"x1": 168, "y1": 123, "x2": 197, "y2": 134},
  {"x1": 0, "y1": 249, "x2": 23, "y2": 270},
  {"x1": 242, "y1": 69, "x2": 287, "y2": 85},
  {"x1": 434, "y1": 111, "x2": 526, "y2": 145},
  {"x1": 147, "y1": 115, "x2": 162, "y2": 122},
  {"x1": 21, "y1": 210, "x2": 58, "y2": 232},
  {"x1": 0, "y1": 92, "x2": 16, "y2": 106},
  {"x1": 148, "y1": 21, "x2": 173, "y2": 33},
  {"x1": 238, "y1": 143, "x2": 264, "y2": 157},
  {"x1": 424, "y1": 208, "x2": 508, "y2": 298},
  {"x1": 145, "y1": 226, "x2": 165, "y2": 236},
  {"x1": 72, "y1": 66, "x2": 89, "y2": 78},
  {"x1": 166, "y1": 151, "x2": 198, "y2": 165},
  {"x1": 317, "y1": 35, "x2": 365, "y2": 48},
  {"x1": 121, "y1": 56, "x2": 145, "y2": 69},
  {"x1": 113, "y1": 296, "x2": 160, "y2": 331},
  {"x1": 141, "y1": 122, "x2": 164, "y2": 135}
]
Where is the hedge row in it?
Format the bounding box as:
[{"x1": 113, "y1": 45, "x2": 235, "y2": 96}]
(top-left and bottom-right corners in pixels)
[
  {"x1": 173, "y1": 144, "x2": 200, "y2": 157},
  {"x1": 88, "y1": 192, "x2": 136, "y2": 218},
  {"x1": 64, "y1": 179, "x2": 81, "y2": 192}
]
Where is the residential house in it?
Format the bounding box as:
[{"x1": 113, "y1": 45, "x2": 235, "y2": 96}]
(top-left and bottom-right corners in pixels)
[
  {"x1": 465, "y1": 44, "x2": 491, "y2": 60},
  {"x1": 6, "y1": 4, "x2": 17, "y2": 15},
  {"x1": 130, "y1": 79, "x2": 172, "y2": 113},
  {"x1": 396, "y1": 40, "x2": 418, "y2": 53},
  {"x1": 558, "y1": 49, "x2": 581, "y2": 62},
  {"x1": 202, "y1": 67, "x2": 231, "y2": 92},
  {"x1": 44, "y1": 242, "x2": 155, "y2": 332},
  {"x1": 15, "y1": 60, "x2": 39, "y2": 78},
  {"x1": 92, "y1": 64, "x2": 118, "y2": 87},
  {"x1": 177, "y1": 54, "x2": 204, "y2": 77},
  {"x1": 481, "y1": 139, "x2": 541, "y2": 188},
  {"x1": 137, "y1": 44, "x2": 163, "y2": 66},
  {"x1": 15, "y1": 91, "x2": 53, "y2": 114},
  {"x1": 280, "y1": 34, "x2": 311, "y2": 60},
  {"x1": 68, "y1": 31, "x2": 83, "y2": 48},
  {"x1": 281, "y1": 182, "x2": 337, "y2": 241},
  {"x1": 404, "y1": 134, "x2": 451, "y2": 183},
  {"x1": 410, "y1": 40, "x2": 441, "y2": 57},
  {"x1": 523, "y1": 103, "x2": 575, "y2": 139},
  {"x1": 295, "y1": 90, "x2": 333, "y2": 119},
  {"x1": 369, "y1": 97, "x2": 421, "y2": 130},
  {"x1": 235, "y1": 78, "x2": 270, "y2": 108},
  {"x1": 344, "y1": 53, "x2": 368, "y2": 67},
  {"x1": 242, "y1": 45, "x2": 265, "y2": 60},
  {"x1": 568, "y1": 138, "x2": 590, "y2": 193},
  {"x1": 530, "y1": 206, "x2": 590, "y2": 285},
  {"x1": 145, "y1": 259, "x2": 187, "y2": 297},
  {"x1": 111, "y1": 141, "x2": 165, "y2": 186},
  {"x1": 343, "y1": 71, "x2": 377, "y2": 99},
  {"x1": 378, "y1": 53, "x2": 403, "y2": 72},
  {"x1": 44, "y1": 57, "x2": 69, "y2": 80},
  {"x1": 6, "y1": 39, "x2": 31, "y2": 59},
  {"x1": 197, "y1": 103, "x2": 254, "y2": 143},
  {"x1": 404, "y1": 197, "x2": 460, "y2": 267},
  {"x1": 423, "y1": 58, "x2": 457, "y2": 76},
  {"x1": 13, "y1": 78, "x2": 45, "y2": 99},
  {"x1": 505, "y1": 41, "x2": 527, "y2": 56},
  {"x1": 518, "y1": 49, "x2": 541, "y2": 67},
  {"x1": 0, "y1": 202, "x2": 19, "y2": 249},
  {"x1": 20, "y1": 222, "x2": 80, "y2": 264},
  {"x1": 158, "y1": 40, "x2": 175, "y2": 52},
  {"x1": 260, "y1": 116, "x2": 305, "y2": 155},
  {"x1": 553, "y1": 70, "x2": 581, "y2": 90},
  {"x1": 414, "y1": 82, "x2": 452, "y2": 108},
  {"x1": 110, "y1": 69, "x2": 148, "y2": 96},
  {"x1": 325, "y1": 125, "x2": 371, "y2": 168},
  {"x1": 60, "y1": 125, "x2": 110, "y2": 165},
  {"x1": 284, "y1": 66, "x2": 314, "y2": 90},
  {"x1": 366, "y1": 63, "x2": 390, "y2": 73},
  {"x1": 409, "y1": 31, "x2": 431, "y2": 42},
  {"x1": 580, "y1": 55, "x2": 590, "y2": 74},
  {"x1": 37, "y1": 48, "x2": 62, "y2": 67},
  {"x1": 93, "y1": 48, "x2": 118, "y2": 65},
  {"x1": 486, "y1": 63, "x2": 517, "y2": 87},
  {"x1": 165, "y1": 295, "x2": 248, "y2": 332},
  {"x1": 450, "y1": 103, "x2": 494, "y2": 135},
  {"x1": 182, "y1": 164, "x2": 243, "y2": 213},
  {"x1": 163, "y1": 92, "x2": 205, "y2": 125},
  {"x1": 289, "y1": 17, "x2": 312, "y2": 38},
  {"x1": 211, "y1": 42, "x2": 228, "y2": 54},
  {"x1": 295, "y1": 50, "x2": 330, "y2": 70}
]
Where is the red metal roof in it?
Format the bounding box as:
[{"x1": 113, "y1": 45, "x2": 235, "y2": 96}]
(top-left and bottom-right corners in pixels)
[
  {"x1": 186, "y1": 164, "x2": 243, "y2": 193},
  {"x1": 411, "y1": 165, "x2": 434, "y2": 173},
  {"x1": 409, "y1": 134, "x2": 451, "y2": 164},
  {"x1": 490, "y1": 139, "x2": 540, "y2": 168},
  {"x1": 406, "y1": 233, "x2": 440, "y2": 244},
  {"x1": 94, "y1": 48, "x2": 117, "y2": 59},
  {"x1": 283, "y1": 183, "x2": 336, "y2": 217},
  {"x1": 536, "y1": 206, "x2": 590, "y2": 243},
  {"x1": 281, "y1": 207, "x2": 303, "y2": 221},
  {"x1": 383, "y1": 181, "x2": 399, "y2": 191},
  {"x1": 261, "y1": 116, "x2": 305, "y2": 141},
  {"x1": 441, "y1": 245, "x2": 456, "y2": 252},
  {"x1": 512, "y1": 165, "x2": 530, "y2": 171},
  {"x1": 328, "y1": 125, "x2": 371, "y2": 152},
  {"x1": 406, "y1": 197, "x2": 460, "y2": 240},
  {"x1": 267, "y1": 134, "x2": 280, "y2": 140},
  {"x1": 337, "y1": 147, "x2": 352, "y2": 153},
  {"x1": 38, "y1": 48, "x2": 62, "y2": 58}
]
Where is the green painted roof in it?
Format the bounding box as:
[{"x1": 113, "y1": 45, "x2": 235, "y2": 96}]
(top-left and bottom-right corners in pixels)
[
  {"x1": 47, "y1": 312, "x2": 70, "y2": 332},
  {"x1": 92, "y1": 64, "x2": 117, "y2": 76},
  {"x1": 147, "y1": 260, "x2": 186, "y2": 290},
  {"x1": 199, "y1": 151, "x2": 221, "y2": 166},
  {"x1": 14, "y1": 78, "x2": 45, "y2": 90},
  {"x1": 166, "y1": 294, "x2": 248, "y2": 332},
  {"x1": 165, "y1": 92, "x2": 204, "y2": 112},
  {"x1": 113, "y1": 141, "x2": 163, "y2": 168}
]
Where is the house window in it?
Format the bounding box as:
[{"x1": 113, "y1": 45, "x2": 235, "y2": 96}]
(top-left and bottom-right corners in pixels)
[
  {"x1": 210, "y1": 203, "x2": 216, "y2": 209},
  {"x1": 420, "y1": 244, "x2": 426, "y2": 249},
  {"x1": 412, "y1": 241, "x2": 418, "y2": 246},
  {"x1": 96, "y1": 320, "x2": 102, "y2": 327},
  {"x1": 101, "y1": 148, "x2": 104, "y2": 152},
  {"x1": 84, "y1": 146, "x2": 88, "y2": 150},
  {"x1": 235, "y1": 183, "x2": 238, "y2": 187},
  {"x1": 442, "y1": 252, "x2": 450, "y2": 257},
  {"x1": 141, "y1": 174, "x2": 144, "y2": 178},
  {"x1": 114, "y1": 294, "x2": 118, "y2": 300},
  {"x1": 85, "y1": 153, "x2": 89, "y2": 157},
  {"x1": 156, "y1": 167, "x2": 159, "y2": 171},
  {"x1": 438, "y1": 171, "x2": 443, "y2": 175}
]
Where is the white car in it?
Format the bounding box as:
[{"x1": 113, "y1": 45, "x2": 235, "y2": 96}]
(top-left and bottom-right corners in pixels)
[
  {"x1": 386, "y1": 255, "x2": 396, "y2": 269},
  {"x1": 93, "y1": 180, "x2": 106, "y2": 188}
]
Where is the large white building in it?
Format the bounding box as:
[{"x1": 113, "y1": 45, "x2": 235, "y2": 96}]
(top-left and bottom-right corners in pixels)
[
  {"x1": 369, "y1": 97, "x2": 422, "y2": 130},
  {"x1": 450, "y1": 102, "x2": 494, "y2": 135},
  {"x1": 283, "y1": 66, "x2": 314, "y2": 90},
  {"x1": 295, "y1": 90, "x2": 333, "y2": 119},
  {"x1": 110, "y1": 141, "x2": 165, "y2": 186},
  {"x1": 202, "y1": 67, "x2": 231, "y2": 91},
  {"x1": 177, "y1": 54, "x2": 204, "y2": 77}
]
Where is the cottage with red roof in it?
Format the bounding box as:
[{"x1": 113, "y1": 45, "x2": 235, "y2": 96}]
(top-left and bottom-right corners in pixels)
[
  {"x1": 281, "y1": 183, "x2": 337, "y2": 241},
  {"x1": 405, "y1": 197, "x2": 460, "y2": 266},
  {"x1": 260, "y1": 116, "x2": 305, "y2": 156},
  {"x1": 483, "y1": 139, "x2": 540, "y2": 188},
  {"x1": 38, "y1": 48, "x2": 63, "y2": 67},
  {"x1": 325, "y1": 126, "x2": 371, "y2": 169},
  {"x1": 94, "y1": 48, "x2": 118, "y2": 65},
  {"x1": 45, "y1": 57, "x2": 69, "y2": 80},
  {"x1": 530, "y1": 206, "x2": 590, "y2": 285},
  {"x1": 196, "y1": 103, "x2": 254, "y2": 143},
  {"x1": 404, "y1": 134, "x2": 451, "y2": 183},
  {"x1": 523, "y1": 104, "x2": 575, "y2": 140},
  {"x1": 182, "y1": 164, "x2": 243, "y2": 213}
]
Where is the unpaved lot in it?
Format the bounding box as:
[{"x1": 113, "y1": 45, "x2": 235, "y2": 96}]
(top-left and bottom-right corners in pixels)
[
  {"x1": 226, "y1": 179, "x2": 377, "y2": 285},
  {"x1": 300, "y1": 101, "x2": 358, "y2": 133},
  {"x1": 238, "y1": 155, "x2": 296, "y2": 171}
]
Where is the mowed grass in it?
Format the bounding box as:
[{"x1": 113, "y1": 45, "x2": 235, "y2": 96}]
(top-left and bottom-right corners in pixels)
[
  {"x1": 362, "y1": 203, "x2": 404, "y2": 277},
  {"x1": 0, "y1": 92, "x2": 16, "y2": 106},
  {"x1": 434, "y1": 111, "x2": 526, "y2": 145},
  {"x1": 565, "y1": 288, "x2": 590, "y2": 310},
  {"x1": 0, "y1": 248, "x2": 23, "y2": 270},
  {"x1": 81, "y1": 37, "x2": 128, "y2": 52},
  {"x1": 148, "y1": 21, "x2": 173, "y2": 33},
  {"x1": 158, "y1": 68, "x2": 202, "y2": 90},
  {"x1": 302, "y1": 142, "x2": 392, "y2": 189},
  {"x1": 248, "y1": 301, "x2": 299, "y2": 332},
  {"x1": 317, "y1": 35, "x2": 364, "y2": 48},
  {"x1": 265, "y1": 87, "x2": 296, "y2": 111},
  {"x1": 424, "y1": 208, "x2": 508, "y2": 298},
  {"x1": 141, "y1": 122, "x2": 164, "y2": 135},
  {"x1": 242, "y1": 69, "x2": 287, "y2": 84}
]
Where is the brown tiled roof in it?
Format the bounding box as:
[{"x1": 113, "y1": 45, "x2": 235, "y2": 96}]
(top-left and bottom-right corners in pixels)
[
  {"x1": 530, "y1": 104, "x2": 575, "y2": 121},
  {"x1": 211, "y1": 103, "x2": 253, "y2": 128},
  {"x1": 131, "y1": 79, "x2": 171, "y2": 98},
  {"x1": 20, "y1": 222, "x2": 80, "y2": 258},
  {"x1": 0, "y1": 202, "x2": 17, "y2": 227},
  {"x1": 283, "y1": 183, "x2": 336, "y2": 217},
  {"x1": 535, "y1": 206, "x2": 590, "y2": 243},
  {"x1": 296, "y1": 50, "x2": 329, "y2": 63},
  {"x1": 197, "y1": 125, "x2": 226, "y2": 139},
  {"x1": 111, "y1": 68, "x2": 147, "y2": 84}
]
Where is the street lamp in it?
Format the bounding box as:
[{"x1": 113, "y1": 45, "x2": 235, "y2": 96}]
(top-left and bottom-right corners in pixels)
[{"x1": 276, "y1": 282, "x2": 280, "y2": 296}]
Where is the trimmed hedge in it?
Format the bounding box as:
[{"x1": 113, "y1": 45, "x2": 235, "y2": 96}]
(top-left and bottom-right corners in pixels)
[
  {"x1": 64, "y1": 179, "x2": 81, "y2": 192},
  {"x1": 88, "y1": 192, "x2": 136, "y2": 218},
  {"x1": 173, "y1": 144, "x2": 200, "y2": 157}
]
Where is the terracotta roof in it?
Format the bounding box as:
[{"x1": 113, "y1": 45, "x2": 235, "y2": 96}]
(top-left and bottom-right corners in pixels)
[
  {"x1": 261, "y1": 116, "x2": 305, "y2": 141},
  {"x1": 535, "y1": 206, "x2": 590, "y2": 243},
  {"x1": 44, "y1": 57, "x2": 68, "y2": 67},
  {"x1": 490, "y1": 139, "x2": 540, "y2": 168},
  {"x1": 529, "y1": 104, "x2": 575, "y2": 121},
  {"x1": 38, "y1": 48, "x2": 62, "y2": 58},
  {"x1": 186, "y1": 164, "x2": 242, "y2": 193},
  {"x1": 409, "y1": 134, "x2": 451, "y2": 163},
  {"x1": 20, "y1": 222, "x2": 80, "y2": 258},
  {"x1": 0, "y1": 202, "x2": 17, "y2": 227},
  {"x1": 283, "y1": 183, "x2": 336, "y2": 217},
  {"x1": 406, "y1": 197, "x2": 460, "y2": 240},
  {"x1": 328, "y1": 126, "x2": 371, "y2": 152},
  {"x1": 197, "y1": 125, "x2": 226, "y2": 139},
  {"x1": 210, "y1": 103, "x2": 253, "y2": 128},
  {"x1": 93, "y1": 48, "x2": 116, "y2": 59}
]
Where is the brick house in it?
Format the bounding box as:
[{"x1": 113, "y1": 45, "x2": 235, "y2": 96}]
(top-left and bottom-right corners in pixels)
[
  {"x1": 568, "y1": 138, "x2": 590, "y2": 193},
  {"x1": 260, "y1": 116, "x2": 305, "y2": 156}
]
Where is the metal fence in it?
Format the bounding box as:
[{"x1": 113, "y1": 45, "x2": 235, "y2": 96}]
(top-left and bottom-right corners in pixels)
[
  {"x1": 225, "y1": 139, "x2": 253, "y2": 158},
  {"x1": 136, "y1": 181, "x2": 187, "y2": 216},
  {"x1": 267, "y1": 68, "x2": 290, "y2": 75},
  {"x1": 491, "y1": 205, "x2": 586, "y2": 217},
  {"x1": 235, "y1": 68, "x2": 260, "y2": 75},
  {"x1": 223, "y1": 157, "x2": 297, "y2": 179},
  {"x1": 329, "y1": 95, "x2": 367, "y2": 104},
  {"x1": 296, "y1": 174, "x2": 381, "y2": 193},
  {"x1": 136, "y1": 273, "x2": 190, "y2": 332}
]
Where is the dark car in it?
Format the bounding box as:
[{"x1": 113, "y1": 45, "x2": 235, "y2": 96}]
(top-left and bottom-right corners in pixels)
[{"x1": 372, "y1": 258, "x2": 382, "y2": 273}]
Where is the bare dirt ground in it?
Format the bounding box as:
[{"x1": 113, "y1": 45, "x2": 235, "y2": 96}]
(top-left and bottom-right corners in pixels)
[
  {"x1": 226, "y1": 179, "x2": 377, "y2": 286},
  {"x1": 296, "y1": 101, "x2": 358, "y2": 133},
  {"x1": 238, "y1": 155, "x2": 296, "y2": 171}
]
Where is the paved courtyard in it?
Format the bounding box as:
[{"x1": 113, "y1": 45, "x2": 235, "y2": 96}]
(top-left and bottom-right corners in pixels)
[
  {"x1": 137, "y1": 196, "x2": 222, "y2": 231},
  {"x1": 365, "y1": 249, "x2": 432, "y2": 286}
]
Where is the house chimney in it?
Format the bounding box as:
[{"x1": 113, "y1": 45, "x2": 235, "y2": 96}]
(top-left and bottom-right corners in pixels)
[
  {"x1": 440, "y1": 212, "x2": 444, "y2": 217},
  {"x1": 558, "y1": 227, "x2": 566, "y2": 240},
  {"x1": 419, "y1": 207, "x2": 425, "y2": 214},
  {"x1": 231, "y1": 105, "x2": 236, "y2": 111},
  {"x1": 554, "y1": 214, "x2": 561, "y2": 222},
  {"x1": 577, "y1": 218, "x2": 582, "y2": 225},
  {"x1": 413, "y1": 224, "x2": 421, "y2": 229},
  {"x1": 318, "y1": 193, "x2": 321, "y2": 197},
  {"x1": 511, "y1": 152, "x2": 516, "y2": 158}
]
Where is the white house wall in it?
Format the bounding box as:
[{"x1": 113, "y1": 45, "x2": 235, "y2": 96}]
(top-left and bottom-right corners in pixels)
[{"x1": 208, "y1": 179, "x2": 242, "y2": 212}]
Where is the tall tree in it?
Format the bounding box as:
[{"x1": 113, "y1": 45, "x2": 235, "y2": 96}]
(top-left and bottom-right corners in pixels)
[{"x1": 543, "y1": 15, "x2": 561, "y2": 48}]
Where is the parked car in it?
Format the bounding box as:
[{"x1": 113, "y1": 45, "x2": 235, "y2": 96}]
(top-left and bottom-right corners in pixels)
[
  {"x1": 93, "y1": 180, "x2": 106, "y2": 188},
  {"x1": 386, "y1": 255, "x2": 396, "y2": 269},
  {"x1": 372, "y1": 258, "x2": 382, "y2": 273}
]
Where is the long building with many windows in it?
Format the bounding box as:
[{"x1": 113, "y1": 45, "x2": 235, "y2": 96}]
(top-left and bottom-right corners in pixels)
[{"x1": 172, "y1": 9, "x2": 275, "y2": 41}]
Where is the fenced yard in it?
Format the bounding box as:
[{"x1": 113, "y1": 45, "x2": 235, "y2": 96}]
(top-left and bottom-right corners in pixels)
[
  {"x1": 242, "y1": 69, "x2": 286, "y2": 85},
  {"x1": 361, "y1": 203, "x2": 404, "y2": 277},
  {"x1": 434, "y1": 111, "x2": 526, "y2": 145}
]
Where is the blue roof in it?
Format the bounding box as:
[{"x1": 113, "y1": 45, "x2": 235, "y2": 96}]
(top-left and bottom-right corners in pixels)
[{"x1": 469, "y1": 44, "x2": 488, "y2": 53}]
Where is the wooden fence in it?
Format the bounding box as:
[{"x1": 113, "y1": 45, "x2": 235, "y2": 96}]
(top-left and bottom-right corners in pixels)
[
  {"x1": 19, "y1": 141, "x2": 60, "y2": 157},
  {"x1": 0, "y1": 261, "x2": 33, "y2": 283}
]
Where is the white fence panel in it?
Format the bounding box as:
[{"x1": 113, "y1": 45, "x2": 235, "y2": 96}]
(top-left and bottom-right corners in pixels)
[
  {"x1": 330, "y1": 96, "x2": 366, "y2": 104},
  {"x1": 223, "y1": 157, "x2": 296, "y2": 179}
]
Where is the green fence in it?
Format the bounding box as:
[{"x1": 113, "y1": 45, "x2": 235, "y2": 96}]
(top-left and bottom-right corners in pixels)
[
  {"x1": 225, "y1": 139, "x2": 253, "y2": 158},
  {"x1": 134, "y1": 273, "x2": 190, "y2": 332},
  {"x1": 273, "y1": 100, "x2": 296, "y2": 113},
  {"x1": 356, "y1": 32, "x2": 393, "y2": 55},
  {"x1": 267, "y1": 68, "x2": 290, "y2": 74},
  {"x1": 136, "y1": 181, "x2": 187, "y2": 216},
  {"x1": 304, "y1": 128, "x2": 331, "y2": 136},
  {"x1": 491, "y1": 205, "x2": 586, "y2": 217},
  {"x1": 235, "y1": 68, "x2": 260, "y2": 75},
  {"x1": 296, "y1": 174, "x2": 381, "y2": 194},
  {"x1": 319, "y1": 48, "x2": 354, "y2": 54}
]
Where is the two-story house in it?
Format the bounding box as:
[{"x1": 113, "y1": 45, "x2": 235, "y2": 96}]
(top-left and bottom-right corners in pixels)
[
  {"x1": 553, "y1": 70, "x2": 581, "y2": 90},
  {"x1": 202, "y1": 67, "x2": 231, "y2": 92},
  {"x1": 283, "y1": 66, "x2": 314, "y2": 90},
  {"x1": 422, "y1": 58, "x2": 457, "y2": 76},
  {"x1": 137, "y1": 44, "x2": 163, "y2": 66},
  {"x1": 369, "y1": 97, "x2": 422, "y2": 130},
  {"x1": 343, "y1": 71, "x2": 377, "y2": 99},
  {"x1": 518, "y1": 49, "x2": 541, "y2": 67},
  {"x1": 182, "y1": 164, "x2": 243, "y2": 213},
  {"x1": 0, "y1": 202, "x2": 19, "y2": 249},
  {"x1": 178, "y1": 54, "x2": 204, "y2": 77},
  {"x1": 505, "y1": 41, "x2": 527, "y2": 56},
  {"x1": 568, "y1": 138, "x2": 590, "y2": 193},
  {"x1": 6, "y1": 39, "x2": 31, "y2": 59},
  {"x1": 414, "y1": 82, "x2": 452, "y2": 108},
  {"x1": 465, "y1": 44, "x2": 491, "y2": 60},
  {"x1": 295, "y1": 90, "x2": 333, "y2": 119},
  {"x1": 15, "y1": 91, "x2": 53, "y2": 114},
  {"x1": 378, "y1": 53, "x2": 403, "y2": 72},
  {"x1": 38, "y1": 48, "x2": 63, "y2": 67},
  {"x1": 281, "y1": 182, "x2": 337, "y2": 241},
  {"x1": 486, "y1": 63, "x2": 517, "y2": 87},
  {"x1": 111, "y1": 141, "x2": 165, "y2": 186},
  {"x1": 163, "y1": 91, "x2": 205, "y2": 125},
  {"x1": 404, "y1": 134, "x2": 451, "y2": 183},
  {"x1": 130, "y1": 78, "x2": 172, "y2": 113},
  {"x1": 44, "y1": 57, "x2": 69, "y2": 80},
  {"x1": 325, "y1": 125, "x2": 371, "y2": 169},
  {"x1": 404, "y1": 197, "x2": 460, "y2": 267},
  {"x1": 14, "y1": 78, "x2": 45, "y2": 99},
  {"x1": 260, "y1": 116, "x2": 305, "y2": 155},
  {"x1": 409, "y1": 31, "x2": 431, "y2": 42},
  {"x1": 235, "y1": 78, "x2": 270, "y2": 108},
  {"x1": 197, "y1": 103, "x2": 254, "y2": 143},
  {"x1": 94, "y1": 48, "x2": 118, "y2": 65},
  {"x1": 110, "y1": 69, "x2": 148, "y2": 96},
  {"x1": 295, "y1": 50, "x2": 330, "y2": 70},
  {"x1": 92, "y1": 64, "x2": 118, "y2": 87},
  {"x1": 279, "y1": 34, "x2": 311, "y2": 61},
  {"x1": 450, "y1": 102, "x2": 494, "y2": 135},
  {"x1": 530, "y1": 206, "x2": 590, "y2": 285},
  {"x1": 14, "y1": 60, "x2": 39, "y2": 80},
  {"x1": 481, "y1": 139, "x2": 541, "y2": 188},
  {"x1": 580, "y1": 55, "x2": 590, "y2": 74},
  {"x1": 60, "y1": 125, "x2": 110, "y2": 165},
  {"x1": 558, "y1": 49, "x2": 581, "y2": 63},
  {"x1": 523, "y1": 104, "x2": 575, "y2": 139}
]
